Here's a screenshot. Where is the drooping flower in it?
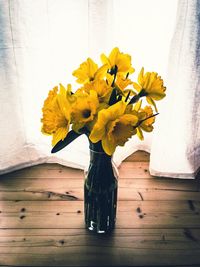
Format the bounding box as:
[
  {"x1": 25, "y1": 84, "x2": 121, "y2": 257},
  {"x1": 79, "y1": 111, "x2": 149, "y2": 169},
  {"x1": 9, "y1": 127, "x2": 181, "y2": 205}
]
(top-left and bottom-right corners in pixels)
[
  {"x1": 72, "y1": 58, "x2": 108, "y2": 84},
  {"x1": 71, "y1": 90, "x2": 99, "y2": 132},
  {"x1": 41, "y1": 84, "x2": 71, "y2": 146},
  {"x1": 101, "y1": 47, "x2": 135, "y2": 76},
  {"x1": 133, "y1": 67, "x2": 166, "y2": 111},
  {"x1": 89, "y1": 101, "x2": 138, "y2": 155},
  {"x1": 135, "y1": 106, "x2": 155, "y2": 140}
]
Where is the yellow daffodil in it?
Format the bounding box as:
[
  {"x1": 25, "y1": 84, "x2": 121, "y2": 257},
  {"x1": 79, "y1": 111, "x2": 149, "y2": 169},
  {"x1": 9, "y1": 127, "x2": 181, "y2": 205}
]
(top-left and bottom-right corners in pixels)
[
  {"x1": 83, "y1": 79, "x2": 112, "y2": 103},
  {"x1": 41, "y1": 84, "x2": 71, "y2": 146},
  {"x1": 136, "y1": 106, "x2": 155, "y2": 140},
  {"x1": 89, "y1": 101, "x2": 138, "y2": 155},
  {"x1": 72, "y1": 90, "x2": 99, "y2": 132},
  {"x1": 41, "y1": 47, "x2": 166, "y2": 154},
  {"x1": 72, "y1": 58, "x2": 108, "y2": 84},
  {"x1": 133, "y1": 67, "x2": 166, "y2": 111},
  {"x1": 101, "y1": 47, "x2": 135, "y2": 76}
]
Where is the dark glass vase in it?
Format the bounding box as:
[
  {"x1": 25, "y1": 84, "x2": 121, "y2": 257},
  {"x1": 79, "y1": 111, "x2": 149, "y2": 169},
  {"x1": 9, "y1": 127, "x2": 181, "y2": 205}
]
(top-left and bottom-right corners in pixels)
[{"x1": 84, "y1": 141, "x2": 118, "y2": 234}]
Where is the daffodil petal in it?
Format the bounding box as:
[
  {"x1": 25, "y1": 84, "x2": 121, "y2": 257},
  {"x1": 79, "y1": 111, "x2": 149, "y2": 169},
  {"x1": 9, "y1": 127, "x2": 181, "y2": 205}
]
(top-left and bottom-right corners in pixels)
[
  {"x1": 138, "y1": 67, "x2": 144, "y2": 84},
  {"x1": 89, "y1": 125, "x2": 105, "y2": 143},
  {"x1": 141, "y1": 124, "x2": 154, "y2": 132},
  {"x1": 52, "y1": 127, "x2": 69, "y2": 146},
  {"x1": 146, "y1": 97, "x2": 158, "y2": 112},
  {"x1": 102, "y1": 136, "x2": 116, "y2": 155},
  {"x1": 133, "y1": 82, "x2": 141, "y2": 92},
  {"x1": 136, "y1": 127, "x2": 144, "y2": 140},
  {"x1": 109, "y1": 47, "x2": 119, "y2": 67},
  {"x1": 95, "y1": 64, "x2": 108, "y2": 80},
  {"x1": 101, "y1": 53, "x2": 110, "y2": 66},
  {"x1": 134, "y1": 100, "x2": 142, "y2": 111}
]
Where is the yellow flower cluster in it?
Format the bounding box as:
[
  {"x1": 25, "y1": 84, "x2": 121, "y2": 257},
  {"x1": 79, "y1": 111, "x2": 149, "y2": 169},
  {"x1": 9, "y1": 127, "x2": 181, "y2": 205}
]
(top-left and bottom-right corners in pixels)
[{"x1": 41, "y1": 47, "x2": 166, "y2": 155}]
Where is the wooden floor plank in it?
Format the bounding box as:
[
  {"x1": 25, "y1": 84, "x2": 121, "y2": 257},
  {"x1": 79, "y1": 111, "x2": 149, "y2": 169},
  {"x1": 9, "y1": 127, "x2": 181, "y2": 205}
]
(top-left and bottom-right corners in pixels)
[
  {"x1": 0, "y1": 177, "x2": 197, "y2": 192},
  {"x1": 124, "y1": 150, "x2": 150, "y2": 162},
  {"x1": 1, "y1": 228, "x2": 200, "y2": 245},
  {"x1": 0, "y1": 213, "x2": 199, "y2": 229},
  {"x1": 1, "y1": 232, "x2": 200, "y2": 250},
  {"x1": 0, "y1": 162, "x2": 152, "y2": 179},
  {"x1": 0, "y1": 188, "x2": 200, "y2": 201},
  {"x1": 0, "y1": 247, "x2": 200, "y2": 266},
  {"x1": 1, "y1": 164, "x2": 84, "y2": 179},
  {"x1": 0, "y1": 201, "x2": 200, "y2": 229},
  {"x1": 0, "y1": 175, "x2": 198, "y2": 202},
  {"x1": 1, "y1": 200, "x2": 200, "y2": 213}
]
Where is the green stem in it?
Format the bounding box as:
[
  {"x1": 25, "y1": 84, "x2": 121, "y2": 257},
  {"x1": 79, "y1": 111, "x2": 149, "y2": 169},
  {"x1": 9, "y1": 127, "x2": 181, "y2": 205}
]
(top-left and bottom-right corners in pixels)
[
  {"x1": 135, "y1": 113, "x2": 159, "y2": 128},
  {"x1": 128, "y1": 89, "x2": 147, "y2": 105},
  {"x1": 111, "y1": 65, "x2": 118, "y2": 87},
  {"x1": 125, "y1": 90, "x2": 131, "y2": 102}
]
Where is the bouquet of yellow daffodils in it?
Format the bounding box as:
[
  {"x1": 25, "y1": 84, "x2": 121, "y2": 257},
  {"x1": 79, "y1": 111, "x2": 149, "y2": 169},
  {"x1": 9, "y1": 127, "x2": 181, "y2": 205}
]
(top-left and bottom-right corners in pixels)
[{"x1": 41, "y1": 47, "x2": 166, "y2": 155}]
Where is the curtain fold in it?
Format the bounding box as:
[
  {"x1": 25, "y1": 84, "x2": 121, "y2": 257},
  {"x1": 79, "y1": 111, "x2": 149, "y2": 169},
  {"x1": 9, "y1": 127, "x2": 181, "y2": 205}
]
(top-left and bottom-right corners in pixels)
[
  {"x1": 0, "y1": 0, "x2": 31, "y2": 173},
  {"x1": 150, "y1": 0, "x2": 200, "y2": 178}
]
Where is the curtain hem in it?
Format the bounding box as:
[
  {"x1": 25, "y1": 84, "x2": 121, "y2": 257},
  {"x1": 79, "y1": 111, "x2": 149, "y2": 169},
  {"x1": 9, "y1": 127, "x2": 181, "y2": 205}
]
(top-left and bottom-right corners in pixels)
[{"x1": 149, "y1": 167, "x2": 196, "y2": 179}]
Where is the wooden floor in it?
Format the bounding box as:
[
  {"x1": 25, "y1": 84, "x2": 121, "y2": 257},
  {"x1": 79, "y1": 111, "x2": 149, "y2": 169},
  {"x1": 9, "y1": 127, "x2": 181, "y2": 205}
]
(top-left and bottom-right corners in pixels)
[{"x1": 0, "y1": 151, "x2": 200, "y2": 267}]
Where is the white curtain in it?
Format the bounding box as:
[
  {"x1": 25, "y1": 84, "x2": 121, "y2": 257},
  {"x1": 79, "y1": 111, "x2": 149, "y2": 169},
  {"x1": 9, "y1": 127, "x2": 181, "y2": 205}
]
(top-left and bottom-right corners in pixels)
[
  {"x1": 150, "y1": 0, "x2": 200, "y2": 178},
  {"x1": 1, "y1": 0, "x2": 199, "y2": 179},
  {"x1": 0, "y1": 0, "x2": 90, "y2": 173}
]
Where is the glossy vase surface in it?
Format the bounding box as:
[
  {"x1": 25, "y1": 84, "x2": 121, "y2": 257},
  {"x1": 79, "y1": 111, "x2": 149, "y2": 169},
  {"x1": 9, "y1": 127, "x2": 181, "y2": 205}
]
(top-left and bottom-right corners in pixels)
[{"x1": 84, "y1": 141, "x2": 118, "y2": 234}]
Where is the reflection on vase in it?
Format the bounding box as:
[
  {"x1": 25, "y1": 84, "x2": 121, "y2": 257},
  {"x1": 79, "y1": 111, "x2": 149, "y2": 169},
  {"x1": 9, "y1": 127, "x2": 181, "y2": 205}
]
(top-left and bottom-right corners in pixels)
[{"x1": 84, "y1": 141, "x2": 118, "y2": 234}]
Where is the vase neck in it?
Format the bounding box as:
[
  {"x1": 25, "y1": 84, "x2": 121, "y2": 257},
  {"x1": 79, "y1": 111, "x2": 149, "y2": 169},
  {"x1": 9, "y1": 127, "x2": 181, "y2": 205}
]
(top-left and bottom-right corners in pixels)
[
  {"x1": 89, "y1": 141, "x2": 112, "y2": 163},
  {"x1": 89, "y1": 140, "x2": 104, "y2": 152}
]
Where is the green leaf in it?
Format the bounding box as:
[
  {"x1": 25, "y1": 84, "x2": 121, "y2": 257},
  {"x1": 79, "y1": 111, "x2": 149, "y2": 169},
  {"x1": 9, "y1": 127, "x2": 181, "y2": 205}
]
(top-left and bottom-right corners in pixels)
[
  {"x1": 128, "y1": 94, "x2": 140, "y2": 105},
  {"x1": 108, "y1": 88, "x2": 117, "y2": 105},
  {"x1": 51, "y1": 130, "x2": 82, "y2": 153},
  {"x1": 117, "y1": 95, "x2": 122, "y2": 102}
]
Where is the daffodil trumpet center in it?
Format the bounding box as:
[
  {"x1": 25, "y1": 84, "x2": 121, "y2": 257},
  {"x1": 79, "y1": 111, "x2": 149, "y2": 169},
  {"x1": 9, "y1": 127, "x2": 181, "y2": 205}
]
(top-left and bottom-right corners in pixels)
[{"x1": 82, "y1": 109, "x2": 91, "y2": 119}]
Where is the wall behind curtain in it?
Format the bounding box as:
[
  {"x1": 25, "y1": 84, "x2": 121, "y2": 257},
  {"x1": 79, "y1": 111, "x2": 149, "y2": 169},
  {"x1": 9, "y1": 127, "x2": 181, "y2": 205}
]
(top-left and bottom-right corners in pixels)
[{"x1": 0, "y1": 0, "x2": 178, "y2": 174}]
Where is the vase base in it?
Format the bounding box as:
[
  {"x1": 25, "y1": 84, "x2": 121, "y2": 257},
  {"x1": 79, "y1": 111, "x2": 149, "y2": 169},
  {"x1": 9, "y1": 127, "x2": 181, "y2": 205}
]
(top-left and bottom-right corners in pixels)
[{"x1": 86, "y1": 220, "x2": 115, "y2": 234}]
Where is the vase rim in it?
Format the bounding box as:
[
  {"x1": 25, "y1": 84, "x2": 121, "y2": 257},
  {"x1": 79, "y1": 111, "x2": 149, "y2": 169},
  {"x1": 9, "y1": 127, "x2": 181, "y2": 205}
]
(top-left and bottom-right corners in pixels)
[
  {"x1": 90, "y1": 149, "x2": 105, "y2": 154},
  {"x1": 89, "y1": 148, "x2": 112, "y2": 156}
]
